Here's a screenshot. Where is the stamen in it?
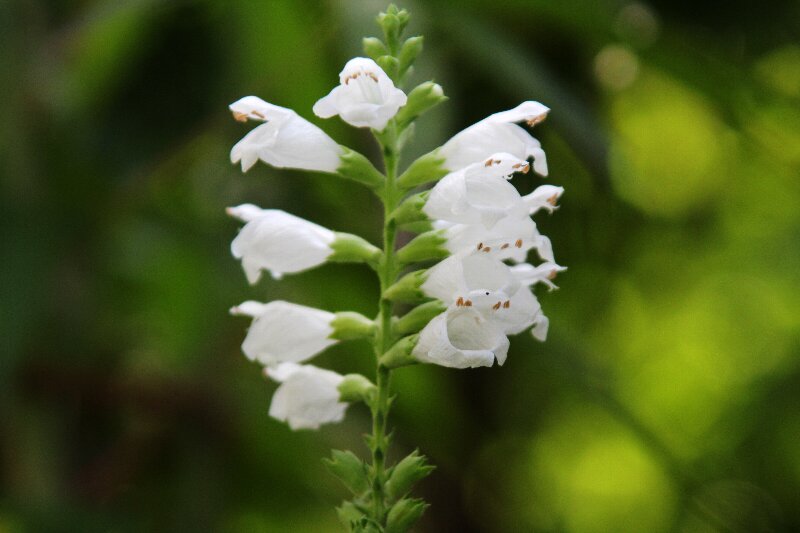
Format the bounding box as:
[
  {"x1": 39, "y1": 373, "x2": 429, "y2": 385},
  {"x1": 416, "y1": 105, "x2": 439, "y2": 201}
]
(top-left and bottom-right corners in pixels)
[
  {"x1": 521, "y1": 163, "x2": 530, "y2": 174},
  {"x1": 547, "y1": 270, "x2": 558, "y2": 280},
  {"x1": 464, "y1": 300, "x2": 473, "y2": 307},
  {"x1": 501, "y1": 243, "x2": 510, "y2": 250},
  {"x1": 477, "y1": 242, "x2": 484, "y2": 250},
  {"x1": 482, "y1": 246, "x2": 492, "y2": 253},
  {"x1": 515, "y1": 239, "x2": 523, "y2": 248},
  {"x1": 492, "y1": 301, "x2": 501, "y2": 311},
  {"x1": 456, "y1": 296, "x2": 464, "y2": 306},
  {"x1": 232, "y1": 111, "x2": 248, "y2": 122},
  {"x1": 367, "y1": 72, "x2": 378, "y2": 82},
  {"x1": 503, "y1": 300, "x2": 510, "y2": 309},
  {"x1": 547, "y1": 194, "x2": 559, "y2": 206},
  {"x1": 251, "y1": 110, "x2": 265, "y2": 119},
  {"x1": 526, "y1": 113, "x2": 548, "y2": 127},
  {"x1": 484, "y1": 158, "x2": 494, "y2": 167}
]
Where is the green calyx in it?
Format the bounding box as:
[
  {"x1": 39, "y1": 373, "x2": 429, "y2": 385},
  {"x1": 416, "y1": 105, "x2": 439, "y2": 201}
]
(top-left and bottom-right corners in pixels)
[
  {"x1": 394, "y1": 301, "x2": 446, "y2": 336},
  {"x1": 337, "y1": 148, "x2": 385, "y2": 189},
  {"x1": 383, "y1": 269, "x2": 429, "y2": 303},
  {"x1": 389, "y1": 191, "x2": 429, "y2": 226},
  {"x1": 396, "y1": 150, "x2": 449, "y2": 189},
  {"x1": 338, "y1": 375, "x2": 378, "y2": 404},
  {"x1": 330, "y1": 312, "x2": 376, "y2": 341},
  {"x1": 395, "y1": 82, "x2": 447, "y2": 130},
  {"x1": 329, "y1": 233, "x2": 382, "y2": 268},
  {"x1": 379, "y1": 335, "x2": 419, "y2": 369},
  {"x1": 396, "y1": 230, "x2": 449, "y2": 266}
]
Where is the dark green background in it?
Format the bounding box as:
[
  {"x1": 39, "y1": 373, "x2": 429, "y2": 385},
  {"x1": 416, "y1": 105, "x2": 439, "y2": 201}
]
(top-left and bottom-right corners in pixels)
[{"x1": 2, "y1": 0, "x2": 799, "y2": 531}]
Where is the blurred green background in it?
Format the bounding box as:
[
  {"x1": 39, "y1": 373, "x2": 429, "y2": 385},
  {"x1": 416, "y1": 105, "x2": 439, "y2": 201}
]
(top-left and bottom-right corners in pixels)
[{"x1": 2, "y1": 0, "x2": 799, "y2": 531}]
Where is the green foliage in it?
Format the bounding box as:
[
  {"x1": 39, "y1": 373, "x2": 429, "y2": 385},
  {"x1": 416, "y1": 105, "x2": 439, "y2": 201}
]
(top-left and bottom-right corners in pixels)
[
  {"x1": 325, "y1": 450, "x2": 371, "y2": 496},
  {"x1": 385, "y1": 450, "x2": 435, "y2": 500},
  {"x1": 384, "y1": 270, "x2": 430, "y2": 303},
  {"x1": 337, "y1": 148, "x2": 386, "y2": 188},
  {"x1": 396, "y1": 151, "x2": 449, "y2": 189},
  {"x1": 393, "y1": 301, "x2": 447, "y2": 336},
  {"x1": 395, "y1": 83, "x2": 447, "y2": 131},
  {"x1": 385, "y1": 498, "x2": 429, "y2": 533},
  {"x1": 395, "y1": 230, "x2": 449, "y2": 265}
]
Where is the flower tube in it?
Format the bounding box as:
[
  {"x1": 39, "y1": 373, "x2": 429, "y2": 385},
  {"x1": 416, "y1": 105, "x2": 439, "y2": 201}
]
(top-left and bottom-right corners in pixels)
[{"x1": 230, "y1": 96, "x2": 343, "y2": 172}]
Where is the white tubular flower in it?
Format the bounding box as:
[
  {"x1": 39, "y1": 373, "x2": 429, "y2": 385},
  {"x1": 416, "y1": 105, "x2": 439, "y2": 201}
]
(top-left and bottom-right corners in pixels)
[
  {"x1": 423, "y1": 153, "x2": 531, "y2": 228},
  {"x1": 437, "y1": 215, "x2": 555, "y2": 263},
  {"x1": 523, "y1": 185, "x2": 565, "y2": 215},
  {"x1": 228, "y1": 205, "x2": 334, "y2": 282},
  {"x1": 230, "y1": 96, "x2": 343, "y2": 173},
  {"x1": 313, "y1": 57, "x2": 408, "y2": 131},
  {"x1": 422, "y1": 253, "x2": 520, "y2": 313},
  {"x1": 265, "y1": 363, "x2": 347, "y2": 430},
  {"x1": 230, "y1": 301, "x2": 337, "y2": 365},
  {"x1": 439, "y1": 101, "x2": 550, "y2": 175},
  {"x1": 510, "y1": 262, "x2": 568, "y2": 291},
  {"x1": 413, "y1": 307, "x2": 510, "y2": 368}
]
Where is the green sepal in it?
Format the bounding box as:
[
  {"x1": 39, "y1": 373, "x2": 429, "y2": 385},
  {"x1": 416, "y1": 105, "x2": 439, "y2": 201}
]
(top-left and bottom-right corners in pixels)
[
  {"x1": 401, "y1": 220, "x2": 434, "y2": 234},
  {"x1": 380, "y1": 335, "x2": 419, "y2": 369},
  {"x1": 362, "y1": 37, "x2": 388, "y2": 60},
  {"x1": 395, "y1": 82, "x2": 447, "y2": 130},
  {"x1": 397, "y1": 150, "x2": 448, "y2": 189},
  {"x1": 336, "y1": 501, "x2": 364, "y2": 529},
  {"x1": 397, "y1": 36, "x2": 423, "y2": 80},
  {"x1": 338, "y1": 374, "x2": 377, "y2": 404},
  {"x1": 376, "y1": 55, "x2": 400, "y2": 81},
  {"x1": 384, "y1": 269, "x2": 429, "y2": 303},
  {"x1": 389, "y1": 191, "x2": 429, "y2": 226},
  {"x1": 329, "y1": 233, "x2": 382, "y2": 268},
  {"x1": 385, "y1": 450, "x2": 436, "y2": 501},
  {"x1": 385, "y1": 498, "x2": 429, "y2": 533},
  {"x1": 396, "y1": 230, "x2": 449, "y2": 266},
  {"x1": 324, "y1": 450, "x2": 370, "y2": 496},
  {"x1": 330, "y1": 312, "x2": 376, "y2": 341},
  {"x1": 337, "y1": 147, "x2": 385, "y2": 189},
  {"x1": 394, "y1": 301, "x2": 446, "y2": 336}
]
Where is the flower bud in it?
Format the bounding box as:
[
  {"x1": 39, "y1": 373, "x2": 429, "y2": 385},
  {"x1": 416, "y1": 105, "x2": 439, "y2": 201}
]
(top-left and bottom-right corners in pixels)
[{"x1": 395, "y1": 82, "x2": 447, "y2": 130}]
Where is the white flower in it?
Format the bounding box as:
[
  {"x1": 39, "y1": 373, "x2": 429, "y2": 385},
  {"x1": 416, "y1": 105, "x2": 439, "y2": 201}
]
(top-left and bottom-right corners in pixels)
[
  {"x1": 436, "y1": 215, "x2": 555, "y2": 263},
  {"x1": 413, "y1": 307, "x2": 510, "y2": 368},
  {"x1": 439, "y1": 101, "x2": 550, "y2": 175},
  {"x1": 423, "y1": 153, "x2": 531, "y2": 228},
  {"x1": 230, "y1": 96, "x2": 343, "y2": 173},
  {"x1": 265, "y1": 363, "x2": 347, "y2": 430},
  {"x1": 523, "y1": 185, "x2": 564, "y2": 215},
  {"x1": 313, "y1": 57, "x2": 408, "y2": 131},
  {"x1": 228, "y1": 205, "x2": 335, "y2": 282},
  {"x1": 510, "y1": 262, "x2": 568, "y2": 291},
  {"x1": 230, "y1": 301, "x2": 337, "y2": 365},
  {"x1": 422, "y1": 253, "x2": 520, "y2": 312}
]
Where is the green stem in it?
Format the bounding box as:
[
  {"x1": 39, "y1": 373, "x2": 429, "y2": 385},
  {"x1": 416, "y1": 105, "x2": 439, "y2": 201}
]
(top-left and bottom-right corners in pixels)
[{"x1": 369, "y1": 121, "x2": 401, "y2": 525}]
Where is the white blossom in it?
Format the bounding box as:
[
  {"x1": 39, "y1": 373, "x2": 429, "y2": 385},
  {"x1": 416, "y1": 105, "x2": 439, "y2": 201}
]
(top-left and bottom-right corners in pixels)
[
  {"x1": 413, "y1": 307, "x2": 510, "y2": 368},
  {"x1": 228, "y1": 205, "x2": 335, "y2": 282},
  {"x1": 265, "y1": 363, "x2": 347, "y2": 430},
  {"x1": 439, "y1": 101, "x2": 550, "y2": 175},
  {"x1": 313, "y1": 57, "x2": 407, "y2": 131},
  {"x1": 230, "y1": 96, "x2": 342, "y2": 173},
  {"x1": 510, "y1": 261, "x2": 568, "y2": 291},
  {"x1": 230, "y1": 301, "x2": 337, "y2": 365},
  {"x1": 422, "y1": 253, "x2": 520, "y2": 312},
  {"x1": 523, "y1": 185, "x2": 565, "y2": 215},
  {"x1": 436, "y1": 215, "x2": 555, "y2": 263},
  {"x1": 423, "y1": 153, "x2": 531, "y2": 229}
]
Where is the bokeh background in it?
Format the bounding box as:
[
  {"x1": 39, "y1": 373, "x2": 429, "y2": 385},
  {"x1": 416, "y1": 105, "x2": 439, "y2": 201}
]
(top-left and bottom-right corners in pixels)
[{"x1": 2, "y1": 0, "x2": 799, "y2": 531}]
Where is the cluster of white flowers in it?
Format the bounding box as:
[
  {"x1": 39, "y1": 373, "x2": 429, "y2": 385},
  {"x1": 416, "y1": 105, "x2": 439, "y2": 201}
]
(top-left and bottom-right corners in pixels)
[{"x1": 227, "y1": 56, "x2": 564, "y2": 430}]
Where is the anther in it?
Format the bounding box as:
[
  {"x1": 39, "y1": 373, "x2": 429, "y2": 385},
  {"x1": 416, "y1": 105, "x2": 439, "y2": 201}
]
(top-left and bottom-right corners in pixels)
[
  {"x1": 501, "y1": 243, "x2": 510, "y2": 250},
  {"x1": 547, "y1": 194, "x2": 559, "y2": 206},
  {"x1": 232, "y1": 111, "x2": 248, "y2": 122},
  {"x1": 464, "y1": 300, "x2": 473, "y2": 307},
  {"x1": 482, "y1": 246, "x2": 492, "y2": 253},
  {"x1": 477, "y1": 242, "x2": 484, "y2": 250},
  {"x1": 503, "y1": 300, "x2": 510, "y2": 308},
  {"x1": 515, "y1": 239, "x2": 523, "y2": 248},
  {"x1": 484, "y1": 158, "x2": 494, "y2": 167},
  {"x1": 251, "y1": 110, "x2": 265, "y2": 119},
  {"x1": 456, "y1": 296, "x2": 464, "y2": 306},
  {"x1": 492, "y1": 301, "x2": 501, "y2": 311}
]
